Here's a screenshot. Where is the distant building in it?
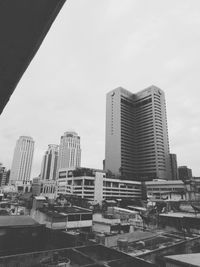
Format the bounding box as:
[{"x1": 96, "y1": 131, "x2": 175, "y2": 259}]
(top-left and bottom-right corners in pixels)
[
  {"x1": 31, "y1": 177, "x2": 43, "y2": 196},
  {"x1": 169, "y1": 153, "x2": 178, "y2": 180},
  {"x1": 41, "y1": 179, "x2": 57, "y2": 199},
  {"x1": 5, "y1": 169, "x2": 10, "y2": 186},
  {"x1": 145, "y1": 179, "x2": 185, "y2": 201},
  {"x1": 178, "y1": 166, "x2": 192, "y2": 181},
  {"x1": 105, "y1": 86, "x2": 172, "y2": 181},
  {"x1": 40, "y1": 144, "x2": 59, "y2": 180},
  {"x1": 57, "y1": 131, "x2": 81, "y2": 171},
  {"x1": 159, "y1": 212, "x2": 200, "y2": 235},
  {"x1": 10, "y1": 136, "x2": 34, "y2": 185},
  {"x1": 0, "y1": 164, "x2": 9, "y2": 187},
  {"x1": 57, "y1": 168, "x2": 141, "y2": 203}
]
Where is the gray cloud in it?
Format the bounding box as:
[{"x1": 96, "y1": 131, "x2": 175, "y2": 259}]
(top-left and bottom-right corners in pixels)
[{"x1": 1, "y1": 0, "x2": 200, "y2": 176}]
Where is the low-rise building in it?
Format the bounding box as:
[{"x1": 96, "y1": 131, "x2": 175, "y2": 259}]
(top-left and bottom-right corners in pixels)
[
  {"x1": 93, "y1": 213, "x2": 121, "y2": 234},
  {"x1": 31, "y1": 204, "x2": 93, "y2": 231},
  {"x1": 57, "y1": 168, "x2": 141, "y2": 204},
  {"x1": 145, "y1": 179, "x2": 185, "y2": 201},
  {"x1": 159, "y1": 212, "x2": 200, "y2": 234},
  {"x1": 0, "y1": 216, "x2": 46, "y2": 256}
]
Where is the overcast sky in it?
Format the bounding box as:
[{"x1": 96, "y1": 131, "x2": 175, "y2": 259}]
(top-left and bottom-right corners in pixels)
[{"x1": 0, "y1": 0, "x2": 200, "y2": 177}]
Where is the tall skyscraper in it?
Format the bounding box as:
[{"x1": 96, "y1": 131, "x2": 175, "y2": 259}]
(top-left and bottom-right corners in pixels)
[
  {"x1": 105, "y1": 85, "x2": 172, "y2": 181},
  {"x1": 10, "y1": 136, "x2": 34, "y2": 184},
  {"x1": 40, "y1": 144, "x2": 59, "y2": 180},
  {"x1": 57, "y1": 131, "x2": 81, "y2": 171}
]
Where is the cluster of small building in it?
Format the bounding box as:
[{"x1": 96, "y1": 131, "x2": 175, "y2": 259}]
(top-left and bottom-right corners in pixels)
[{"x1": 1, "y1": 190, "x2": 200, "y2": 267}]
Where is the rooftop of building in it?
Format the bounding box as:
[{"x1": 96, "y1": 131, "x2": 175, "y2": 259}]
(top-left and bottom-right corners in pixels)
[
  {"x1": 59, "y1": 167, "x2": 105, "y2": 177},
  {"x1": 146, "y1": 179, "x2": 184, "y2": 185},
  {"x1": 105, "y1": 231, "x2": 159, "y2": 245},
  {"x1": 165, "y1": 253, "x2": 200, "y2": 267},
  {"x1": 139, "y1": 85, "x2": 164, "y2": 95},
  {"x1": 0, "y1": 215, "x2": 40, "y2": 228},
  {"x1": 0, "y1": 244, "x2": 156, "y2": 267},
  {"x1": 58, "y1": 168, "x2": 142, "y2": 184},
  {"x1": 0, "y1": 0, "x2": 66, "y2": 115},
  {"x1": 38, "y1": 205, "x2": 92, "y2": 218},
  {"x1": 19, "y1": 136, "x2": 34, "y2": 140},
  {"x1": 159, "y1": 212, "x2": 200, "y2": 218},
  {"x1": 107, "y1": 230, "x2": 184, "y2": 257},
  {"x1": 108, "y1": 85, "x2": 164, "y2": 98}
]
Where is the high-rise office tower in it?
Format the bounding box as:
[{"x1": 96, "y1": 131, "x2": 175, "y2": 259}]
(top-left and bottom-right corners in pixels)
[
  {"x1": 57, "y1": 131, "x2": 81, "y2": 171},
  {"x1": 40, "y1": 144, "x2": 59, "y2": 180},
  {"x1": 169, "y1": 153, "x2": 178, "y2": 180},
  {"x1": 178, "y1": 166, "x2": 192, "y2": 181},
  {"x1": 10, "y1": 136, "x2": 34, "y2": 184},
  {"x1": 105, "y1": 85, "x2": 172, "y2": 181},
  {"x1": 0, "y1": 163, "x2": 8, "y2": 187}
]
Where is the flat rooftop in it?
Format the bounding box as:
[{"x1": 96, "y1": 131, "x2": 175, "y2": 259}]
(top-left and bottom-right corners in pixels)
[
  {"x1": 104, "y1": 231, "x2": 159, "y2": 248},
  {"x1": 146, "y1": 180, "x2": 184, "y2": 185},
  {"x1": 39, "y1": 205, "x2": 92, "y2": 217},
  {"x1": 0, "y1": 215, "x2": 40, "y2": 227},
  {"x1": 0, "y1": 244, "x2": 155, "y2": 267},
  {"x1": 165, "y1": 253, "x2": 200, "y2": 267},
  {"x1": 159, "y1": 212, "x2": 200, "y2": 218}
]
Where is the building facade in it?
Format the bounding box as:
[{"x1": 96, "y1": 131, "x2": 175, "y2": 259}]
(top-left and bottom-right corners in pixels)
[
  {"x1": 105, "y1": 85, "x2": 171, "y2": 181},
  {"x1": 41, "y1": 179, "x2": 57, "y2": 199},
  {"x1": 178, "y1": 166, "x2": 192, "y2": 181},
  {"x1": 145, "y1": 179, "x2": 185, "y2": 201},
  {"x1": 10, "y1": 136, "x2": 34, "y2": 185},
  {"x1": 169, "y1": 153, "x2": 178, "y2": 180},
  {"x1": 40, "y1": 144, "x2": 59, "y2": 180},
  {"x1": 57, "y1": 168, "x2": 141, "y2": 203},
  {"x1": 0, "y1": 164, "x2": 9, "y2": 187},
  {"x1": 57, "y1": 131, "x2": 81, "y2": 171}
]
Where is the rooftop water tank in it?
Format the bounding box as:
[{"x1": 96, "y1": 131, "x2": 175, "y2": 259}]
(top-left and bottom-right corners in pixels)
[{"x1": 117, "y1": 238, "x2": 128, "y2": 252}]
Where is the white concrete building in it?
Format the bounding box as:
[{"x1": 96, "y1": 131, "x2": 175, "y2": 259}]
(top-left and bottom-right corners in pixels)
[
  {"x1": 105, "y1": 86, "x2": 172, "y2": 181},
  {"x1": 57, "y1": 131, "x2": 81, "y2": 171},
  {"x1": 10, "y1": 136, "x2": 34, "y2": 185},
  {"x1": 57, "y1": 168, "x2": 141, "y2": 204},
  {"x1": 41, "y1": 179, "x2": 57, "y2": 199},
  {"x1": 40, "y1": 144, "x2": 59, "y2": 180},
  {"x1": 31, "y1": 201, "x2": 93, "y2": 231},
  {"x1": 146, "y1": 179, "x2": 185, "y2": 201}
]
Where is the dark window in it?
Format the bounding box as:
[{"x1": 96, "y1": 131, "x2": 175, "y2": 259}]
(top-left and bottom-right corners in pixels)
[
  {"x1": 81, "y1": 214, "x2": 92, "y2": 220},
  {"x1": 68, "y1": 214, "x2": 80, "y2": 221}
]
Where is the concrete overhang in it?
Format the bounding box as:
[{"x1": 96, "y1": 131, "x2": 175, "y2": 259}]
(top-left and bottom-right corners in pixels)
[{"x1": 0, "y1": 0, "x2": 66, "y2": 115}]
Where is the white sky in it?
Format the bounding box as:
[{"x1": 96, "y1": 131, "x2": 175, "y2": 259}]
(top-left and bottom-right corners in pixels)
[{"x1": 0, "y1": 0, "x2": 200, "y2": 177}]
